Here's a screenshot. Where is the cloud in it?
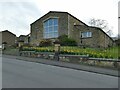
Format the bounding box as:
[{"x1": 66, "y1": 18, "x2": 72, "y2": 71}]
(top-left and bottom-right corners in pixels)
[
  {"x1": 0, "y1": 0, "x2": 119, "y2": 37},
  {"x1": 0, "y1": 2, "x2": 41, "y2": 36},
  {"x1": 35, "y1": 0, "x2": 119, "y2": 36}
]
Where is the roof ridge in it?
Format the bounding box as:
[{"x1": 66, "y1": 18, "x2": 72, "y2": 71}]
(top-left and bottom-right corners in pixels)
[{"x1": 31, "y1": 11, "x2": 88, "y2": 26}]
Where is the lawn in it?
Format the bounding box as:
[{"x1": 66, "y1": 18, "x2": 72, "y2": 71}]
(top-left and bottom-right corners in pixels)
[{"x1": 22, "y1": 46, "x2": 120, "y2": 59}]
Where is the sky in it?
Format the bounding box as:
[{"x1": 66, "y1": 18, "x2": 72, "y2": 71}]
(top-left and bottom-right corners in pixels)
[
  {"x1": 0, "y1": 0, "x2": 119, "y2": 37},
  {"x1": 118, "y1": 2, "x2": 120, "y2": 36}
]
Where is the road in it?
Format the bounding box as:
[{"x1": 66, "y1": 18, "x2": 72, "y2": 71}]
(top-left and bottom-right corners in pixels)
[{"x1": 2, "y1": 56, "x2": 118, "y2": 88}]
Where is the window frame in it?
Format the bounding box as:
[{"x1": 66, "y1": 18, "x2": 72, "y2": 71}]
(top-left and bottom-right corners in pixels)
[
  {"x1": 43, "y1": 18, "x2": 59, "y2": 39},
  {"x1": 81, "y1": 31, "x2": 92, "y2": 38}
]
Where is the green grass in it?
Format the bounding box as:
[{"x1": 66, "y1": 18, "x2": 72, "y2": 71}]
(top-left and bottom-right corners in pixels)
[
  {"x1": 60, "y1": 46, "x2": 119, "y2": 59},
  {"x1": 103, "y1": 46, "x2": 119, "y2": 59},
  {"x1": 3, "y1": 48, "x2": 19, "y2": 55}
]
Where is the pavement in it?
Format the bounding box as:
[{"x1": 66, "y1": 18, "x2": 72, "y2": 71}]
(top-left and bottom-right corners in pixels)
[
  {"x1": 2, "y1": 54, "x2": 119, "y2": 77},
  {"x1": 2, "y1": 56, "x2": 118, "y2": 88}
]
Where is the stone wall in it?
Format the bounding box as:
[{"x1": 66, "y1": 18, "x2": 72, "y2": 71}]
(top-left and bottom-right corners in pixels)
[
  {"x1": 98, "y1": 29, "x2": 113, "y2": 48},
  {"x1": 82, "y1": 27, "x2": 101, "y2": 48},
  {"x1": 19, "y1": 51, "x2": 120, "y2": 69},
  {"x1": 73, "y1": 26, "x2": 114, "y2": 48},
  {"x1": 68, "y1": 14, "x2": 85, "y2": 39}
]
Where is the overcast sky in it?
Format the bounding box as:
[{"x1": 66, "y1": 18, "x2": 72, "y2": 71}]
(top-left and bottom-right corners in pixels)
[{"x1": 0, "y1": 0, "x2": 119, "y2": 37}]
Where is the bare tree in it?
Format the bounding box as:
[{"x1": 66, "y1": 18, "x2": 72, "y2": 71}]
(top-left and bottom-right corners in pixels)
[{"x1": 89, "y1": 18, "x2": 113, "y2": 36}]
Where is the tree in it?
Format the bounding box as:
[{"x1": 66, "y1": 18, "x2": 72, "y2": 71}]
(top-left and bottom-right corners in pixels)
[
  {"x1": 88, "y1": 18, "x2": 113, "y2": 36},
  {"x1": 115, "y1": 34, "x2": 120, "y2": 39},
  {"x1": 117, "y1": 34, "x2": 120, "y2": 39}
]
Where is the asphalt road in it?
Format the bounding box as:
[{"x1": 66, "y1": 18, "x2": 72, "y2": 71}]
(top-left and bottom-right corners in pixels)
[{"x1": 2, "y1": 57, "x2": 118, "y2": 88}]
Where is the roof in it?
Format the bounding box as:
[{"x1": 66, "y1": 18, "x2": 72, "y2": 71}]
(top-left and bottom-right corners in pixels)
[
  {"x1": 19, "y1": 35, "x2": 26, "y2": 37},
  {"x1": 19, "y1": 34, "x2": 30, "y2": 37},
  {"x1": 0, "y1": 30, "x2": 16, "y2": 36},
  {"x1": 31, "y1": 11, "x2": 88, "y2": 26},
  {"x1": 88, "y1": 26, "x2": 114, "y2": 41}
]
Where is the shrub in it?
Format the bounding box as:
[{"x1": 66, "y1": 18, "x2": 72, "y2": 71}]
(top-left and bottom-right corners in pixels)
[
  {"x1": 39, "y1": 39, "x2": 52, "y2": 47},
  {"x1": 118, "y1": 56, "x2": 120, "y2": 59},
  {"x1": 23, "y1": 43, "x2": 31, "y2": 47},
  {"x1": 58, "y1": 35, "x2": 77, "y2": 46},
  {"x1": 2, "y1": 42, "x2": 7, "y2": 44}
]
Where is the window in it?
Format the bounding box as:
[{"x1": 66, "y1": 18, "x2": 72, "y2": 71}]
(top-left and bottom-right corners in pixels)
[
  {"x1": 43, "y1": 18, "x2": 58, "y2": 39},
  {"x1": 0, "y1": 45, "x2": 2, "y2": 49},
  {"x1": 81, "y1": 32, "x2": 92, "y2": 38}
]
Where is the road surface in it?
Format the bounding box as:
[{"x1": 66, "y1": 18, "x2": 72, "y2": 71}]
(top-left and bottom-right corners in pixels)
[{"x1": 2, "y1": 56, "x2": 118, "y2": 88}]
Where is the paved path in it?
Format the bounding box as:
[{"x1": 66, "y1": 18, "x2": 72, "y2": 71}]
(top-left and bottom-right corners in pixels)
[{"x1": 2, "y1": 56, "x2": 118, "y2": 88}]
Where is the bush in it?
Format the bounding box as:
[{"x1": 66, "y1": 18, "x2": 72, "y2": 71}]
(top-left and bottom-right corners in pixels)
[
  {"x1": 58, "y1": 35, "x2": 77, "y2": 46},
  {"x1": 23, "y1": 43, "x2": 31, "y2": 47},
  {"x1": 39, "y1": 39, "x2": 52, "y2": 47}
]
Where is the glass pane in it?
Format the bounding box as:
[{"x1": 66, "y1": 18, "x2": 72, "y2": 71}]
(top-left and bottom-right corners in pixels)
[
  {"x1": 44, "y1": 20, "x2": 49, "y2": 27},
  {"x1": 49, "y1": 33, "x2": 52, "y2": 38},
  {"x1": 52, "y1": 34, "x2": 54, "y2": 38},
  {"x1": 54, "y1": 26, "x2": 58, "y2": 32},
  {"x1": 86, "y1": 32, "x2": 88, "y2": 37},
  {"x1": 82, "y1": 32, "x2": 87, "y2": 37},
  {"x1": 44, "y1": 28, "x2": 47, "y2": 33},
  {"x1": 46, "y1": 34, "x2": 49, "y2": 38},
  {"x1": 88, "y1": 32, "x2": 90, "y2": 37},
  {"x1": 54, "y1": 32, "x2": 58, "y2": 37},
  {"x1": 90, "y1": 32, "x2": 92, "y2": 37},
  {"x1": 49, "y1": 26, "x2": 53, "y2": 32},
  {"x1": 49, "y1": 19, "x2": 53, "y2": 26},
  {"x1": 54, "y1": 18, "x2": 58, "y2": 25},
  {"x1": 87, "y1": 32, "x2": 92, "y2": 37}
]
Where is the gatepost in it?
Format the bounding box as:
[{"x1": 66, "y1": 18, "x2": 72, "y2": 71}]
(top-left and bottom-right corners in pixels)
[
  {"x1": 54, "y1": 40, "x2": 60, "y2": 61},
  {"x1": 18, "y1": 40, "x2": 24, "y2": 56}
]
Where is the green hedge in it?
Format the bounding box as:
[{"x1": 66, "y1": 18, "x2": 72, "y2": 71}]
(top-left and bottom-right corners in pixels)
[{"x1": 58, "y1": 35, "x2": 77, "y2": 46}]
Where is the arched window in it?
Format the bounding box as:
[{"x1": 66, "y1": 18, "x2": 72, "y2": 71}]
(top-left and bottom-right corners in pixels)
[{"x1": 43, "y1": 18, "x2": 58, "y2": 38}]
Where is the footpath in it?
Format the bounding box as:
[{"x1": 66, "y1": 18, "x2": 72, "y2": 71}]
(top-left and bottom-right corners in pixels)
[{"x1": 2, "y1": 54, "x2": 119, "y2": 77}]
